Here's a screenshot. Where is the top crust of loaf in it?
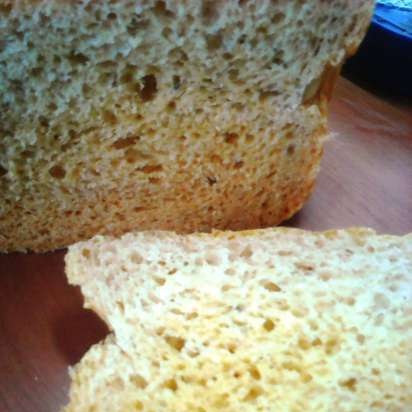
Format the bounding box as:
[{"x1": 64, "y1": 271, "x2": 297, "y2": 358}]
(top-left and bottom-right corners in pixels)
[{"x1": 64, "y1": 227, "x2": 412, "y2": 411}]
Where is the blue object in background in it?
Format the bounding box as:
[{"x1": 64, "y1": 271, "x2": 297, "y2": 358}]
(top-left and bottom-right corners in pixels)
[{"x1": 343, "y1": 0, "x2": 412, "y2": 99}]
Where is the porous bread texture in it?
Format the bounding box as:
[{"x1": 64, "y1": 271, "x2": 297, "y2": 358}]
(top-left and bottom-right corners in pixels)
[
  {"x1": 0, "y1": 0, "x2": 375, "y2": 252},
  {"x1": 64, "y1": 227, "x2": 412, "y2": 412}
]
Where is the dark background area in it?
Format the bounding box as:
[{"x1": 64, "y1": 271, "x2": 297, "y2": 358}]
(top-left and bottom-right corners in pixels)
[{"x1": 342, "y1": 3, "x2": 412, "y2": 105}]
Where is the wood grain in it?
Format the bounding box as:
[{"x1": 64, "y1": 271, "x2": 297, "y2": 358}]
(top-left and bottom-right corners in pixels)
[{"x1": 0, "y1": 77, "x2": 411, "y2": 412}]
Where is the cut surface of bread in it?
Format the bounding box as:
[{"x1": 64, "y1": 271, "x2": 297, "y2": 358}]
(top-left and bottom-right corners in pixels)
[
  {"x1": 0, "y1": 0, "x2": 374, "y2": 252},
  {"x1": 64, "y1": 227, "x2": 412, "y2": 411}
]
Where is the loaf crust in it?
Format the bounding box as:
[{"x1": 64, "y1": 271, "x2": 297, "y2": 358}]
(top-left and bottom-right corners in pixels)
[{"x1": 0, "y1": 0, "x2": 374, "y2": 252}]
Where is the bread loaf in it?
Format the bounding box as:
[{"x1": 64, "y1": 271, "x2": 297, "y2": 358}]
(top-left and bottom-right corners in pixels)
[
  {"x1": 0, "y1": 1, "x2": 374, "y2": 251},
  {"x1": 64, "y1": 227, "x2": 412, "y2": 411}
]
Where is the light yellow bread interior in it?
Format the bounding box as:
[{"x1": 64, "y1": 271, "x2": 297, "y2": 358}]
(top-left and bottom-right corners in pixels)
[{"x1": 64, "y1": 227, "x2": 412, "y2": 411}]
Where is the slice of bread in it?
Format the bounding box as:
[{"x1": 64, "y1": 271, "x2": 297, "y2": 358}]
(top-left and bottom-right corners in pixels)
[
  {"x1": 0, "y1": 1, "x2": 374, "y2": 252},
  {"x1": 64, "y1": 227, "x2": 412, "y2": 411}
]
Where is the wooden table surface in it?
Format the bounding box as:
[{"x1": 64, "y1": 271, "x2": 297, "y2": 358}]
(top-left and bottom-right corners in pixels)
[{"x1": 1, "y1": 77, "x2": 411, "y2": 412}]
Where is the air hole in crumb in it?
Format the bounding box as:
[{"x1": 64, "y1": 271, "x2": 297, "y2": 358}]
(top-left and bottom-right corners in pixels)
[
  {"x1": 81, "y1": 248, "x2": 91, "y2": 258},
  {"x1": 228, "y1": 69, "x2": 239, "y2": 82},
  {"x1": 249, "y1": 366, "x2": 261, "y2": 380},
  {"x1": 209, "y1": 154, "x2": 222, "y2": 164},
  {"x1": 201, "y1": 0, "x2": 219, "y2": 23},
  {"x1": 245, "y1": 134, "x2": 254, "y2": 143},
  {"x1": 309, "y1": 318, "x2": 319, "y2": 330},
  {"x1": 272, "y1": 55, "x2": 284, "y2": 65},
  {"x1": 138, "y1": 164, "x2": 163, "y2": 173},
  {"x1": 125, "y1": 148, "x2": 142, "y2": 164},
  {"x1": 224, "y1": 132, "x2": 239, "y2": 145},
  {"x1": 68, "y1": 51, "x2": 89, "y2": 65},
  {"x1": 339, "y1": 378, "x2": 357, "y2": 391},
  {"x1": 139, "y1": 74, "x2": 157, "y2": 102},
  {"x1": 238, "y1": 34, "x2": 247, "y2": 44},
  {"x1": 162, "y1": 26, "x2": 173, "y2": 39},
  {"x1": 130, "y1": 374, "x2": 147, "y2": 389},
  {"x1": 271, "y1": 12, "x2": 285, "y2": 24},
  {"x1": 37, "y1": 116, "x2": 49, "y2": 129},
  {"x1": 163, "y1": 378, "x2": 178, "y2": 391},
  {"x1": 206, "y1": 32, "x2": 222, "y2": 50},
  {"x1": 287, "y1": 144, "x2": 295, "y2": 156},
  {"x1": 244, "y1": 386, "x2": 263, "y2": 401},
  {"x1": 207, "y1": 176, "x2": 217, "y2": 186},
  {"x1": 298, "y1": 337, "x2": 311, "y2": 350},
  {"x1": 319, "y1": 271, "x2": 332, "y2": 281},
  {"x1": 127, "y1": 18, "x2": 142, "y2": 35},
  {"x1": 149, "y1": 177, "x2": 161, "y2": 184},
  {"x1": 120, "y1": 64, "x2": 136, "y2": 84},
  {"x1": 172, "y1": 75, "x2": 181, "y2": 90},
  {"x1": 325, "y1": 337, "x2": 340, "y2": 354},
  {"x1": 240, "y1": 245, "x2": 253, "y2": 258},
  {"x1": 233, "y1": 161, "x2": 244, "y2": 169},
  {"x1": 256, "y1": 25, "x2": 267, "y2": 35},
  {"x1": 134, "y1": 400, "x2": 143, "y2": 410},
  {"x1": 294, "y1": 262, "x2": 315, "y2": 272},
  {"x1": 0, "y1": 166, "x2": 7, "y2": 177},
  {"x1": 154, "y1": 1, "x2": 175, "y2": 18},
  {"x1": 166, "y1": 101, "x2": 176, "y2": 112},
  {"x1": 312, "y1": 337, "x2": 322, "y2": 346},
  {"x1": 168, "y1": 268, "x2": 177, "y2": 275},
  {"x1": 224, "y1": 268, "x2": 236, "y2": 276},
  {"x1": 346, "y1": 297, "x2": 356, "y2": 306},
  {"x1": 259, "y1": 91, "x2": 280, "y2": 102},
  {"x1": 130, "y1": 252, "x2": 143, "y2": 264},
  {"x1": 0, "y1": 4, "x2": 12, "y2": 15},
  {"x1": 111, "y1": 377, "x2": 125, "y2": 390},
  {"x1": 102, "y1": 110, "x2": 117, "y2": 125},
  {"x1": 263, "y1": 319, "x2": 275, "y2": 331},
  {"x1": 165, "y1": 336, "x2": 185, "y2": 351},
  {"x1": 112, "y1": 136, "x2": 140, "y2": 149},
  {"x1": 154, "y1": 277, "x2": 166, "y2": 286},
  {"x1": 48, "y1": 102, "x2": 58, "y2": 112},
  {"x1": 205, "y1": 254, "x2": 220, "y2": 266},
  {"x1": 213, "y1": 393, "x2": 230, "y2": 407},
  {"x1": 155, "y1": 327, "x2": 165, "y2": 336},
  {"x1": 110, "y1": 159, "x2": 120, "y2": 168},
  {"x1": 227, "y1": 343, "x2": 237, "y2": 353},
  {"x1": 49, "y1": 165, "x2": 66, "y2": 179},
  {"x1": 81, "y1": 83, "x2": 92, "y2": 97}
]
